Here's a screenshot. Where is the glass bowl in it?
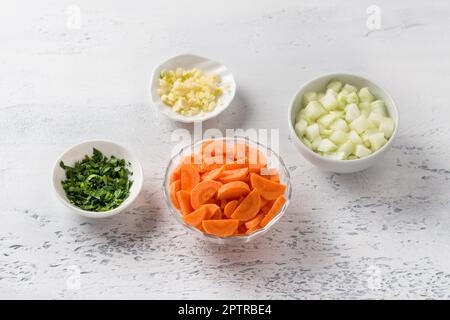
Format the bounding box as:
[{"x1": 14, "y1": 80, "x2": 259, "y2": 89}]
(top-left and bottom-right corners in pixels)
[{"x1": 163, "y1": 136, "x2": 292, "y2": 244}]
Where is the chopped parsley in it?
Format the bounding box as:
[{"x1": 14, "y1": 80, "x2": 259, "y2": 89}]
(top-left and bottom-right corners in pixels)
[{"x1": 60, "y1": 148, "x2": 133, "y2": 212}]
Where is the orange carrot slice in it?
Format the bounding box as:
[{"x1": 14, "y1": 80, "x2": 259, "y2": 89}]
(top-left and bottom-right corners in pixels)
[
  {"x1": 260, "y1": 200, "x2": 275, "y2": 214},
  {"x1": 183, "y1": 206, "x2": 209, "y2": 227},
  {"x1": 245, "y1": 225, "x2": 261, "y2": 235},
  {"x1": 245, "y1": 212, "x2": 265, "y2": 229},
  {"x1": 231, "y1": 189, "x2": 261, "y2": 221},
  {"x1": 201, "y1": 204, "x2": 222, "y2": 219},
  {"x1": 219, "y1": 168, "x2": 249, "y2": 183},
  {"x1": 176, "y1": 190, "x2": 194, "y2": 215},
  {"x1": 250, "y1": 173, "x2": 286, "y2": 200},
  {"x1": 217, "y1": 181, "x2": 250, "y2": 200},
  {"x1": 170, "y1": 166, "x2": 181, "y2": 183},
  {"x1": 260, "y1": 195, "x2": 286, "y2": 227},
  {"x1": 223, "y1": 200, "x2": 238, "y2": 218},
  {"x1": 259, "y1": 197, "x2": 268, "y2": 208},
  {"x1": 202, "y1": 219, "x2": 239, "y2": 237},
  {"x1": 169, "y1": 180, "x2": 181, "y2": 209},
  {"x1": 190, "y1": 180, "x2": 223, "y2": 209},
  {"x1": 181, "y1": 163, "x2": 200, "y2": 192},
  {"x1": 201, "y1": 166, "x2": 224, "y2": 181},
  {"x1": 223, "y1": 161, "x2": 248, "y2": 170}
]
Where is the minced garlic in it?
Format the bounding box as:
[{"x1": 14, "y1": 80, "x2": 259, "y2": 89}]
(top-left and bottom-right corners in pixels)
[{"x1": 158, "y1": 67, "x2": 222, "y2": 116}]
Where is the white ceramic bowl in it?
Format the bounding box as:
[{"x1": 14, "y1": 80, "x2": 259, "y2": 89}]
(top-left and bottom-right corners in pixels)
[
  {"x1": 150, "y1": 53, "x2": 236, "y2": 123},
  {"x1": 288, "y1": 73, "x2": 399, "y2": 173},
  {"x1": 52, "y1": 140, "x2": 143, "y2": 218}
]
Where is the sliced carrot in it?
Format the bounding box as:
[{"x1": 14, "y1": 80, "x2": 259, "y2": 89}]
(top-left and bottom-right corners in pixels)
[
  {"x1": 177, "y1": 190, "x2": 194, "y2": 215},
  {"x1": 201, "y1": 166, "x2": 224, "y2": 181},
  {"x1": 170, "y1": 166, "x2": 181, "y2": 183},
  {"x1": 224, "y1": 200, "x2": 238, "y2": 218},
  {"x1": 245, "y1": 225, "x2": 261, "y2": 235},
  {"x1": 260, "y1": 197, "x2": 268, "y2": 208},
  {"x1": 245, "y1": 212, "x2": 265, "y2": 229},
  {"x1": 219, "y1": 168, "x2": 249, "y2": 183},
  {"x1": 202, "y1": 219, "x2": 239, "y2": 237},
  {"x1": 260, "y1": 200, "x2": 275, "y2": 214},
  {"x1": 231, "y1": 189, "x2": 261, "y2": 221},
  {"x1": 169, "y1": 180, "x2": 181, "y2": 209},
  {"x1": 201, "y1": 204, "x2": 222, "y2": 219},
  {"x1": 250, "y1": 173, "x2": 286, "y2": 200},
  {"x1": 183, "y1": 206, "x2": 209, "y2": 227},
  {"x1": 201, "y1": 154, "x2": 234, "y2": 171},
  {"x1": 180, "y1": 163, "x2": 200, "y2": 192},
  {"x1": 260, "y1": 195, "x2": 286, "y2": 227},
  {"x1": 190, "y1": 180, "x2": 223, "y2": 209},
  {"x1": 222, "y1": 161, "x2": 248, "y2": 170},
  {"x1": 217, "y1": 181, "x2": 250, "y2": 200}
]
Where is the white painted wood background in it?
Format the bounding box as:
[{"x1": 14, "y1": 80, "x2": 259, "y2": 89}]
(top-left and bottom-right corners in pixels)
[{"x1": 1, "y1": 0, "x2": 449, "y2": 299}]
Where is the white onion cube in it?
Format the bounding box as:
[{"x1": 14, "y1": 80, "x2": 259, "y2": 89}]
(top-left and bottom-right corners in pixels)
[
  {"x1": 312, "y1": 137, "x2": 322, "y2": 150},
  {"x1": 354, "y1": 144, "x2": 372, "y2": 158},
  {"x1": 369, "y1": 132, "x2": 387, "y2": 151},
  {"x1": 326, "y1": 80, "x2": 343, "y2": 92},
  {"x1": 319, "y1": 91, "x2": 338, "y2": 111},
  {"x1": 370, "y1": 100, "x2": 387, "y2": 116},
  {"x1": 379, "y1": 117, "x2": 395, "y2": 138},
  {"x1": 348, "y1": 130, "x2": 363, "y2": 144},
  {"x1": 345, "y1": 92, "x2": 359, "y2": 104},
  {"x1": 303, "y1": 91, "x2": 318, "y2": 106},
  {"x1": 358, "y1": 87, "x2": 375, "y2": 102},
  {"x1": 304, "y1": 101, "x2": 326, "y2": 121},
  {"x1": 305, "y1": 123, "x2": 320, "y2": 141},
  {"x1": 295, "y1": 119, "x2": 308, "y2": 137},
  {"x1": 342, "y1": 84, "x2": 357, "y2": 93},
  {"x1": 330, "y1": 118, "x2": 349, "y2": 132},
  {"x1": 349, "y1": 115, "x2": 371, "y2": 134},
  {"x1": 329, "y1": 129, "x2": 348, "y2": 145},
  {"x1": 345, "y1": 103, "x2": 361, "y2": 123},
  {"x1": 368, "y1": 111, "x2": 383, "y2": 127},
  {"x1": 318, "y1": 113, "x2": 338, "y2": 128},
  {"x1": 317, "y1": 139, "x2": 337, "y2": 152}
]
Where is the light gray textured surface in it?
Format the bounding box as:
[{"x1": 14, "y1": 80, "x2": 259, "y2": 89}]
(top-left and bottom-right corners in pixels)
[{"x1": 1, "y1": 0, "x2": 450, "y2": 299}]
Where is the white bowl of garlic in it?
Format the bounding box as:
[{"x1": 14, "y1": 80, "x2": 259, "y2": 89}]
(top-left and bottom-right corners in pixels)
[
  {"x1": 150, "y1": 54, "x2": 236, "y2": 123},
  {"x1": 288, "y1": 73, "x2": 399, "y2": 173}
]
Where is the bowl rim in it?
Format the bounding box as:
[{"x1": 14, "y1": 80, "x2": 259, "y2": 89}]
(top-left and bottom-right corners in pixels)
[
  {"x1": 288, "y1": 72, "x2": 399, "y2": 164},
  {"x1": 163, "y1": 136, "x2": 292, "y2": 241},
  {"x1": 149, "y1": 53, "x2": 237, "y2": 124},
  {"x1": 51, "y1": 139, "x2": 144, "y2": 218}
]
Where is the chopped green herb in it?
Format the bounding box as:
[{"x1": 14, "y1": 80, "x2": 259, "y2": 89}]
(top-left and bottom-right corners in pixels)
[{"x1": 60, "y1": 148, "x2": 133, "y2": 212}]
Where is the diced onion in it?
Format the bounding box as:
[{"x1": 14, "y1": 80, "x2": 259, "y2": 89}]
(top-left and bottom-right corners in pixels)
[{"x1": 294, "y1": 80, "x2": 395, "y2": 160}]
